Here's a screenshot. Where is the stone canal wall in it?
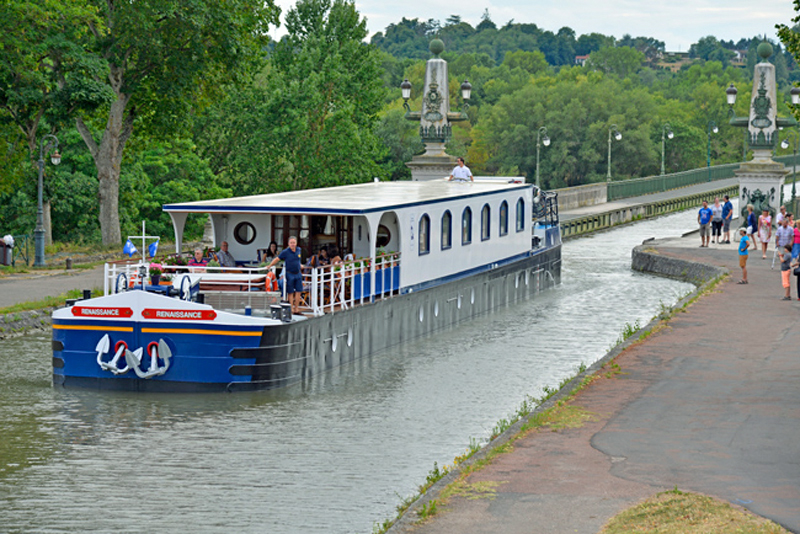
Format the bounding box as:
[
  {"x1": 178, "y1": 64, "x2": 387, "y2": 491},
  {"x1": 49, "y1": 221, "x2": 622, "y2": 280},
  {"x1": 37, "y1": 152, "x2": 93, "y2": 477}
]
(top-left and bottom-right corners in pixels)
[
  {"x1": 561, "y1": 183, "x2": 739, "y2": 239},
  {"x1": 631, "y1": 239, "x2": 727, "y2": 285},
  {"x1": 0, "y1": 308, "x2": 53, "y2": 339}
]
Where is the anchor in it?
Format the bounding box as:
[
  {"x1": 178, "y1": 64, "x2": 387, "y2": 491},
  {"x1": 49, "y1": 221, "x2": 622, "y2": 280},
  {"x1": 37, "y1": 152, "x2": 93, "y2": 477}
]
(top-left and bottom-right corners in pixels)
[
  {"x1": 126, "y1": 339, "x2": 172, "y2": 379},
  {"x1": 96, "y1": 335, "x2": 134, "y2": 375}
]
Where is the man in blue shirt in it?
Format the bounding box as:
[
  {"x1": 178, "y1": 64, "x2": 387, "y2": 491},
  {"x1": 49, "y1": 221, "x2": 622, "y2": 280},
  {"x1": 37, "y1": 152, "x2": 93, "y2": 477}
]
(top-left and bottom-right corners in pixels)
[
  {"x1": 266, "y1": 236, "x2": 304, "y2": 315},
  {"x1": 721, "y1": 194, "x2": 734, "y2": 244},
  {"x1": 698, "y1": 200, "x2": 713, "y2": 247}
]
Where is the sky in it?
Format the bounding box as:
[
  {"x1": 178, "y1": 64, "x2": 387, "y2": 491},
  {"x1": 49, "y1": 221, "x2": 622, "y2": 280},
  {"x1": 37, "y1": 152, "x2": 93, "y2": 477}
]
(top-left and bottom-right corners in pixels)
[{"x1": 270, "y1": 0, "x2": 798, "y2": 52}]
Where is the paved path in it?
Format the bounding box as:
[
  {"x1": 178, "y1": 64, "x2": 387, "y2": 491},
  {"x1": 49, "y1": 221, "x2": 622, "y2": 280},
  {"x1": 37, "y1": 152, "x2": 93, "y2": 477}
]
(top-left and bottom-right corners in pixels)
[
  {"x1": 395, "y1": 235, "x2": 800, "y2": 533},
  {"x1": 0, "y1": 267, "x2": 104, "y2": 309},
  {"x1": 559, "y1": 178, "x2": 738, "y2": 221}
]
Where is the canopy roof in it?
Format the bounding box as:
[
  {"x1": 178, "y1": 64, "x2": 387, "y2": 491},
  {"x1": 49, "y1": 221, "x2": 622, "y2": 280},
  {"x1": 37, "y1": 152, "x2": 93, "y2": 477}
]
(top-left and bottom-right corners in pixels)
[{"x1": 163, "y1": 179, "x2": 530, "y2": 215}]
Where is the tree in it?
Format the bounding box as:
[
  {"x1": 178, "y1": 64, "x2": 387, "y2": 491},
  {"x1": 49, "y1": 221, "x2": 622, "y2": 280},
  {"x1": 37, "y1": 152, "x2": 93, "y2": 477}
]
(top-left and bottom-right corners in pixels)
[
  {"x1": 586, "y1": 47, "x2": 645, "y2": 79},
  {"x1": 7, "y1": 0, "x2": 279, "y2": 246},
  {"x1": 195, "y1": 0, "x2": 387, "y2": 194}
]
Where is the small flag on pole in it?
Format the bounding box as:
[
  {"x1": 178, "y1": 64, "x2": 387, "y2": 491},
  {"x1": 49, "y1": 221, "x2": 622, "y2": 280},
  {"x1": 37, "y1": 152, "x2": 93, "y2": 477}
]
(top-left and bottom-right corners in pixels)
[
  {"x1": 148, "y1": 239, "x2": 159, "y2": 258},
  {"x1": 123, "y1": 239, "x2": 138, "y2": 257}
]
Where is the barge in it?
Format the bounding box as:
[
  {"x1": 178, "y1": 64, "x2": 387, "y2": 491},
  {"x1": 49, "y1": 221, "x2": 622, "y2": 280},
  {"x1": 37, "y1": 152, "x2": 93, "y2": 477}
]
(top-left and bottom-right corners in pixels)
[{"x1": 52, "y1": 179, "x2": 561, "y2": 392}]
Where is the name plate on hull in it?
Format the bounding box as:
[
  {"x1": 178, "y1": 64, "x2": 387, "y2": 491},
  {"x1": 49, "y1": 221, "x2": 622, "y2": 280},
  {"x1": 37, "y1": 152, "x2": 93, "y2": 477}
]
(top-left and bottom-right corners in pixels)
[
  {"x1": 71, "y1": 307, "x2": 133, "y2": 318},
  {"x1": 142, "y1": 309, "x2": 217, "y2": 321}
]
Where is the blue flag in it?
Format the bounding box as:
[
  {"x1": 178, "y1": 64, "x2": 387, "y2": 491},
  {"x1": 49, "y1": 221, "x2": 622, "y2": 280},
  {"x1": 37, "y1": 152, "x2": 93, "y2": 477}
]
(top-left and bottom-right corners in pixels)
[
  {"x1": 148, "y1": 240, "x2": 159, "y2": 258},
  {"x1": 123, "y1": 239, "x2": 138, "y2": 258}
]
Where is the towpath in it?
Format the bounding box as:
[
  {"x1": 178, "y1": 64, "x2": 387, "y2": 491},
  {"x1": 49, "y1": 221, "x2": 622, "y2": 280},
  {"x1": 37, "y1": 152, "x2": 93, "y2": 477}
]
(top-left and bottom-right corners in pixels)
[
  {"x1": 391, "y1": 233, "x2": 800, "y2": 533},
  {"x1": 0, "y1": 267, "x2": 104, "y2": 309}
]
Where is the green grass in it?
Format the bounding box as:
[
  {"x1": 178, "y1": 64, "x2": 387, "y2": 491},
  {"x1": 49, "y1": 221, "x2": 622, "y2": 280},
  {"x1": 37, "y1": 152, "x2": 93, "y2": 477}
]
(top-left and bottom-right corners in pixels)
[{"x1": 0, "y1": 288, "x2": 102, "y2": 316}]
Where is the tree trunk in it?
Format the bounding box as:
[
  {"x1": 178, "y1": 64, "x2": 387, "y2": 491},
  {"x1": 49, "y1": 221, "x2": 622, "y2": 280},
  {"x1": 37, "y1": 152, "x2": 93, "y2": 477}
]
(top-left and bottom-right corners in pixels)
[{"x1": 75, "y1": 65, "x2": 133, "y2": 247}]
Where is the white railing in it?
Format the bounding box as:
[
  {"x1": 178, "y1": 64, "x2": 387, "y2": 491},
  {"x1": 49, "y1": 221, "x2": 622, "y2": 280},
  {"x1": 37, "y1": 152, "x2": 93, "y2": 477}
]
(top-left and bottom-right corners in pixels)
[
  {"x1": 302, "y1": 252, "x2": 402, "y2": 316},
  {"x1": 103, "y1": 251, "x2": 401, "y2": 316}
]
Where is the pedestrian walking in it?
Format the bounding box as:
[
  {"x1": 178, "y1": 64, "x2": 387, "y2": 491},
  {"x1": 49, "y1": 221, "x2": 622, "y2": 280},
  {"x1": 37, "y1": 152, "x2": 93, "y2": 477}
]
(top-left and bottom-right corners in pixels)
[
  {"x1": 779, "y1": 244, "x2": 793, "y2": 300},
  {"x1": 757, "y1": 209, "x2": 772, "y2": 259},
  {"x1": 738, "y1": 227, "x2": 752, "y2": 284},
  {"x1": 746, "y1": 204, "x2": 757, "y2": 250}
]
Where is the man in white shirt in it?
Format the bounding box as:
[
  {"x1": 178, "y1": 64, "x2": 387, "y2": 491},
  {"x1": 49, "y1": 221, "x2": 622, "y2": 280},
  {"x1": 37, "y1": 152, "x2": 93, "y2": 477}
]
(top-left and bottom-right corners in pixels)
[{"x1": 449, "y1": 157, "x2": 473, "y2": 182}]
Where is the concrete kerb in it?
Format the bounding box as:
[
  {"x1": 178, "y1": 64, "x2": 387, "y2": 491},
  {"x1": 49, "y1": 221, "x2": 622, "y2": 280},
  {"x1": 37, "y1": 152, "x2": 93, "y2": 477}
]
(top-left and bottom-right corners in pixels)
[{"x1": 386, "y1": 240, "x2": 727, "y2": 533}]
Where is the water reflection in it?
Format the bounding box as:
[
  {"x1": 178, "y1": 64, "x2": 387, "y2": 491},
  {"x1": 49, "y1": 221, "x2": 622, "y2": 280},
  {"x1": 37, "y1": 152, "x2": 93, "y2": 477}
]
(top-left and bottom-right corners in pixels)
[{"x1": 0, "y1": 210, "x2": 699, "y2": 533}]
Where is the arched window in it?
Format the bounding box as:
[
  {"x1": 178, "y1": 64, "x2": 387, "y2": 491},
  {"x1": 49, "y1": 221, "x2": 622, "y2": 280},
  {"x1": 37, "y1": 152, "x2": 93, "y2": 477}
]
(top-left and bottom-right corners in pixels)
[
  {"x1": 462, "y1": 207, "x2": 472, "y2": 245},
  {"x1": 419, "y1": 214, "x2": 430, "y2": 255},
  {"x1": 499, "y1": 201, "x2": 509, "y2": 236},
  {"x1": 441, "y1": 210, "x2": 452, "y2": 250},
  {"x1": 516, "y1": 197, "x2": 525, "y2": 232},
  {"x1": 481, "y1": 204, "x2": 491, "y2": 241}
]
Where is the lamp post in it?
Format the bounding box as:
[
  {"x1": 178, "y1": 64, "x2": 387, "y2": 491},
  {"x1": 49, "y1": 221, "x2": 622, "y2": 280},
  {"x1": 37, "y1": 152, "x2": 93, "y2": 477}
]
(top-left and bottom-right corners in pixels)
[
  {"x1": 607, "y1": 124, "x2": 621, "y2": 182},
  {"x1": 706, "y1": 121, "x2": 718, "y2": 182},
  {"x1": 661, "y1": 123, "x2": 673, "y2": 176},
  {"x1": 781, "y1": 129, "x2": 799, "y2": 206},
  {"x1": 535, "y1": 126, "x2": 550, "y2": 188},
  {"x1": 34, "y1": 134, "x2": 61, "y2": 267}
]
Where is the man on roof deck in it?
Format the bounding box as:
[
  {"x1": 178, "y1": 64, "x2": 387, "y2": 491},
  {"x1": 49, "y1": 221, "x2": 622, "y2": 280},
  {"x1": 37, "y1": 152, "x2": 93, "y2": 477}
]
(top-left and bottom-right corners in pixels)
[{"x1": 448, "y1": 157, "x2": 473, "y2": 182}]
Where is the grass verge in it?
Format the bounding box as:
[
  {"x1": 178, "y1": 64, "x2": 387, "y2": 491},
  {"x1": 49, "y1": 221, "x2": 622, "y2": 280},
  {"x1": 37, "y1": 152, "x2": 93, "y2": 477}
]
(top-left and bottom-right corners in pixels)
[
  {"x1": 0, "y1": 288, "x2": 102, "y2": 316},
  {"x1": 600, "y1": 488, "x2": 790, "y2": 534}
]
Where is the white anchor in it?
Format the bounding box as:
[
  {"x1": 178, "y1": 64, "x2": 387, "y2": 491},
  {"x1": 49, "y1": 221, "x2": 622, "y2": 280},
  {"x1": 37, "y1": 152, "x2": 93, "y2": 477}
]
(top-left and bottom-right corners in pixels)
[
  {"x1": 96, "y1": 334, "x2": 171, "y2": 378},
  {"x1": 126, "y1": 339, "x2": 172, "y2": 379}
]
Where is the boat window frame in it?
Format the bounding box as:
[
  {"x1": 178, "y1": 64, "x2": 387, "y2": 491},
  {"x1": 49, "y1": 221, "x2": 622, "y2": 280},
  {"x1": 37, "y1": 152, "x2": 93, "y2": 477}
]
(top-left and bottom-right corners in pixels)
[
  {"x1": 419, "y1": 213, "x2": 431, "y2": 255},
  {"x1": 499, "y1": 200, "x2": 509, "y2": 237},
  {"x1": 441, "y1": 210, "x2": 452, "y2": 250},
  {"x1": 481, "y1": 204, "x2": 491, "y2": 241},
  {"x1": 462, "y1": 207, "x2": 472, "y2": 246},
  {"x1": 233, "y1": 221, "x2": 257, "y2": 245},
  {"x1": 516, "y1": 197, "x2": 525, "y2": 232}
]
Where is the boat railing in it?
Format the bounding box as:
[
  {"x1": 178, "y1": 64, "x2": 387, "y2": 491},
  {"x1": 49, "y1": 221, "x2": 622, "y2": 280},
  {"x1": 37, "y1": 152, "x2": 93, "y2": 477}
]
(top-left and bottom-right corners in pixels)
[
  {"x1": 104, "y1": 252, "x2": 401, "y2": 317},
  {"x1": 302, "y1": 252, "x2": 401, "y2": 316}
]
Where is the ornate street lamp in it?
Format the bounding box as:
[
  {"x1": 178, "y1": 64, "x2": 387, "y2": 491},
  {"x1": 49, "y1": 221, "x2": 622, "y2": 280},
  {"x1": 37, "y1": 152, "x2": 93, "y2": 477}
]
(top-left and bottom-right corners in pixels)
[
  {"x1": 661, "y1": 123, "x2": 674, "y2": 176},
  {"x1": 535, "y1": 126, "x2": 550, "y2": 188},
  {"x1": 35, "y1": 134, "x2": 60, "y2": 267},
  {"x1": 781, "y1": 129, "x2": 799, "y2": 205},
  {"x1": 606, "y1": 124, "x2": 621, "y2": 182},
  {"x1": 706, "y1": 121, "x2": 718, "y2": 182}
]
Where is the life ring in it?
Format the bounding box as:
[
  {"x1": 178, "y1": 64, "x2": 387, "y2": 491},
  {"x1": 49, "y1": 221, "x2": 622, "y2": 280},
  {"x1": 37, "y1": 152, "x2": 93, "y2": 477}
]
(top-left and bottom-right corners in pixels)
[{"x1": 266, "y1": 271, "x2": 279, "y2": 291}]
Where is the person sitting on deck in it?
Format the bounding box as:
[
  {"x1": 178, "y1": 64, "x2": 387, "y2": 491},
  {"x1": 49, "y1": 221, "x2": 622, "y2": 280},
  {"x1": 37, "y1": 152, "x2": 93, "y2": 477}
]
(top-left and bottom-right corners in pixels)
[
  {"x1": 188, "y1": 248, "x2": 208, "y2": 272},
  {"x1": 306, "y1": 246, "x2": 330, "y2": 270},
  {"x1": 216, "y1": 241, "x2": 237, "y2": 268}
]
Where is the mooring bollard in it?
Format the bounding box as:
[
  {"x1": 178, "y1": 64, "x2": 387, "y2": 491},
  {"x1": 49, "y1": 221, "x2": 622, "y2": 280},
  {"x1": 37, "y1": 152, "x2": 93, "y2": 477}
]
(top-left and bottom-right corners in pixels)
[{"x1": 65, "y1": 257, "x2": 72, "y2": 270}]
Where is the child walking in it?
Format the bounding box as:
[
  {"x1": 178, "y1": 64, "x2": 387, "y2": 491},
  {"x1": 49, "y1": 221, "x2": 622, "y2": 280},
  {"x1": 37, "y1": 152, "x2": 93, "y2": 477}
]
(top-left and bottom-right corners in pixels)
[
  {"x1": 780, "y1": 244, "x2": 793, "y2": 300},
  {"x1": 738, "y1": 227, "x2": 752, "y2": 284}
]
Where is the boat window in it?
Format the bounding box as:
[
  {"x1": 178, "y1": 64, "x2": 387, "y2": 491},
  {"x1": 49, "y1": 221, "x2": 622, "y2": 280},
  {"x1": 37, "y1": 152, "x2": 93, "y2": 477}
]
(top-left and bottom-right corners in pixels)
[
  {"x1": 462, "y1": 207, "x2": 472, "y2": 245},
  {"x1": 481, "y1": 204, "x2": 491, "y2": 241},
  {"x1": 441, "y1": 211, "x2": 452, "y2": 250},
  {"x1": 233, "y1": 221, "x2": 257, "y2": 245},
  {"x1": 377, "y1": 224, "x2": 391, "y2": 248},
  {"x1": 516, "y1": 197, "x2": 525, "y2": 232},
  {"x1": 499, "y1": 201, "x2": 508, "y2": 236},
  {"x1": 419, "y1": 214, "x2": 430, "y2": 255}
]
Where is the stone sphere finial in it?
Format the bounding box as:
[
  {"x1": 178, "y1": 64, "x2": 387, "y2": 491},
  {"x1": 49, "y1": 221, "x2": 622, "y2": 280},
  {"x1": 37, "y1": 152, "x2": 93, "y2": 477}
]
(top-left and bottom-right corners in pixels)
[
  {"x1": 429, "y1": 39, "x2": 445, "y2": 57},
  {"x1": 757, "y1": 41, "x2": 773, "y2": 61}
]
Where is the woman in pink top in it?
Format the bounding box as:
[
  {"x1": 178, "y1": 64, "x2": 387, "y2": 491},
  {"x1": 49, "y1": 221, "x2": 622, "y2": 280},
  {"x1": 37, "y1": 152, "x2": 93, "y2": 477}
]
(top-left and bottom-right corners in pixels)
[
  {"x1": 757, "y1": 209, "x2": 771, "y2": 259},
  {"x1": 793, "y1": 217, "x2": 800, "y2": 259}
]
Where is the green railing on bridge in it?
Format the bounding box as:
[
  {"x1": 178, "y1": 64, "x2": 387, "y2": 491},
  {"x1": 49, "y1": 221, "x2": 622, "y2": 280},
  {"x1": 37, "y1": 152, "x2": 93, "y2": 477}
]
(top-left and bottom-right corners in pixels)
[{"x1": 606, "y1": 154, "x2": 799, "y2": 201}]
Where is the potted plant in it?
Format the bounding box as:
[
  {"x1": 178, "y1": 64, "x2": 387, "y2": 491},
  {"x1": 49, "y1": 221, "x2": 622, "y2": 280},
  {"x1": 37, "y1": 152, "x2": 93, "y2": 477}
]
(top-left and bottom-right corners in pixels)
[
  {"x1": 160, "y1": 274, "x2": 173, "y2": 285},
  {"x1": 149, "y1": 263, "x2": 163, "y2": 285}
]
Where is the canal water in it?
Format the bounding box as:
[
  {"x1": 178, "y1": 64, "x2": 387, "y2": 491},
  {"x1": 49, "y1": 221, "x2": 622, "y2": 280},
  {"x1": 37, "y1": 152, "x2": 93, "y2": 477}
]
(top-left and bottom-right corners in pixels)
[{"x1": 0, "y1": 210, "x2": 703, "y2": 533}]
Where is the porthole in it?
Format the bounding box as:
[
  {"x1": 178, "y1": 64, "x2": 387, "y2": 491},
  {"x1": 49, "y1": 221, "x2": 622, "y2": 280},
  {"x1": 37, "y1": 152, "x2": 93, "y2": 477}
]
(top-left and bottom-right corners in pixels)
[
  {"x1": 525, "y1": 270, "x2": 529, "y2": 286},
  {"x1": 331, "y1": 333, "x2": 338, "y2": 353},
  {"x1": 457, "y1": 294, "x2": 462, "y2": 309},
  {"x1": 470, "y1": 288, "x2": 475, "y2": 304},
  {"x1": 434, "y1": 301, "x2": 439, "y2": 317},
  {"x1": 419, "y1": 306, "x2": 424, "y2": 322},
  {"x1": 347, "y1": 328, "x2": 353, "y2": 347},
  {"x1": 233, "y1": 221, "x2": 257, "y2": 245},
  {"x1": 515, "y1": 274, "x2": 520, "y2": 289}
]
